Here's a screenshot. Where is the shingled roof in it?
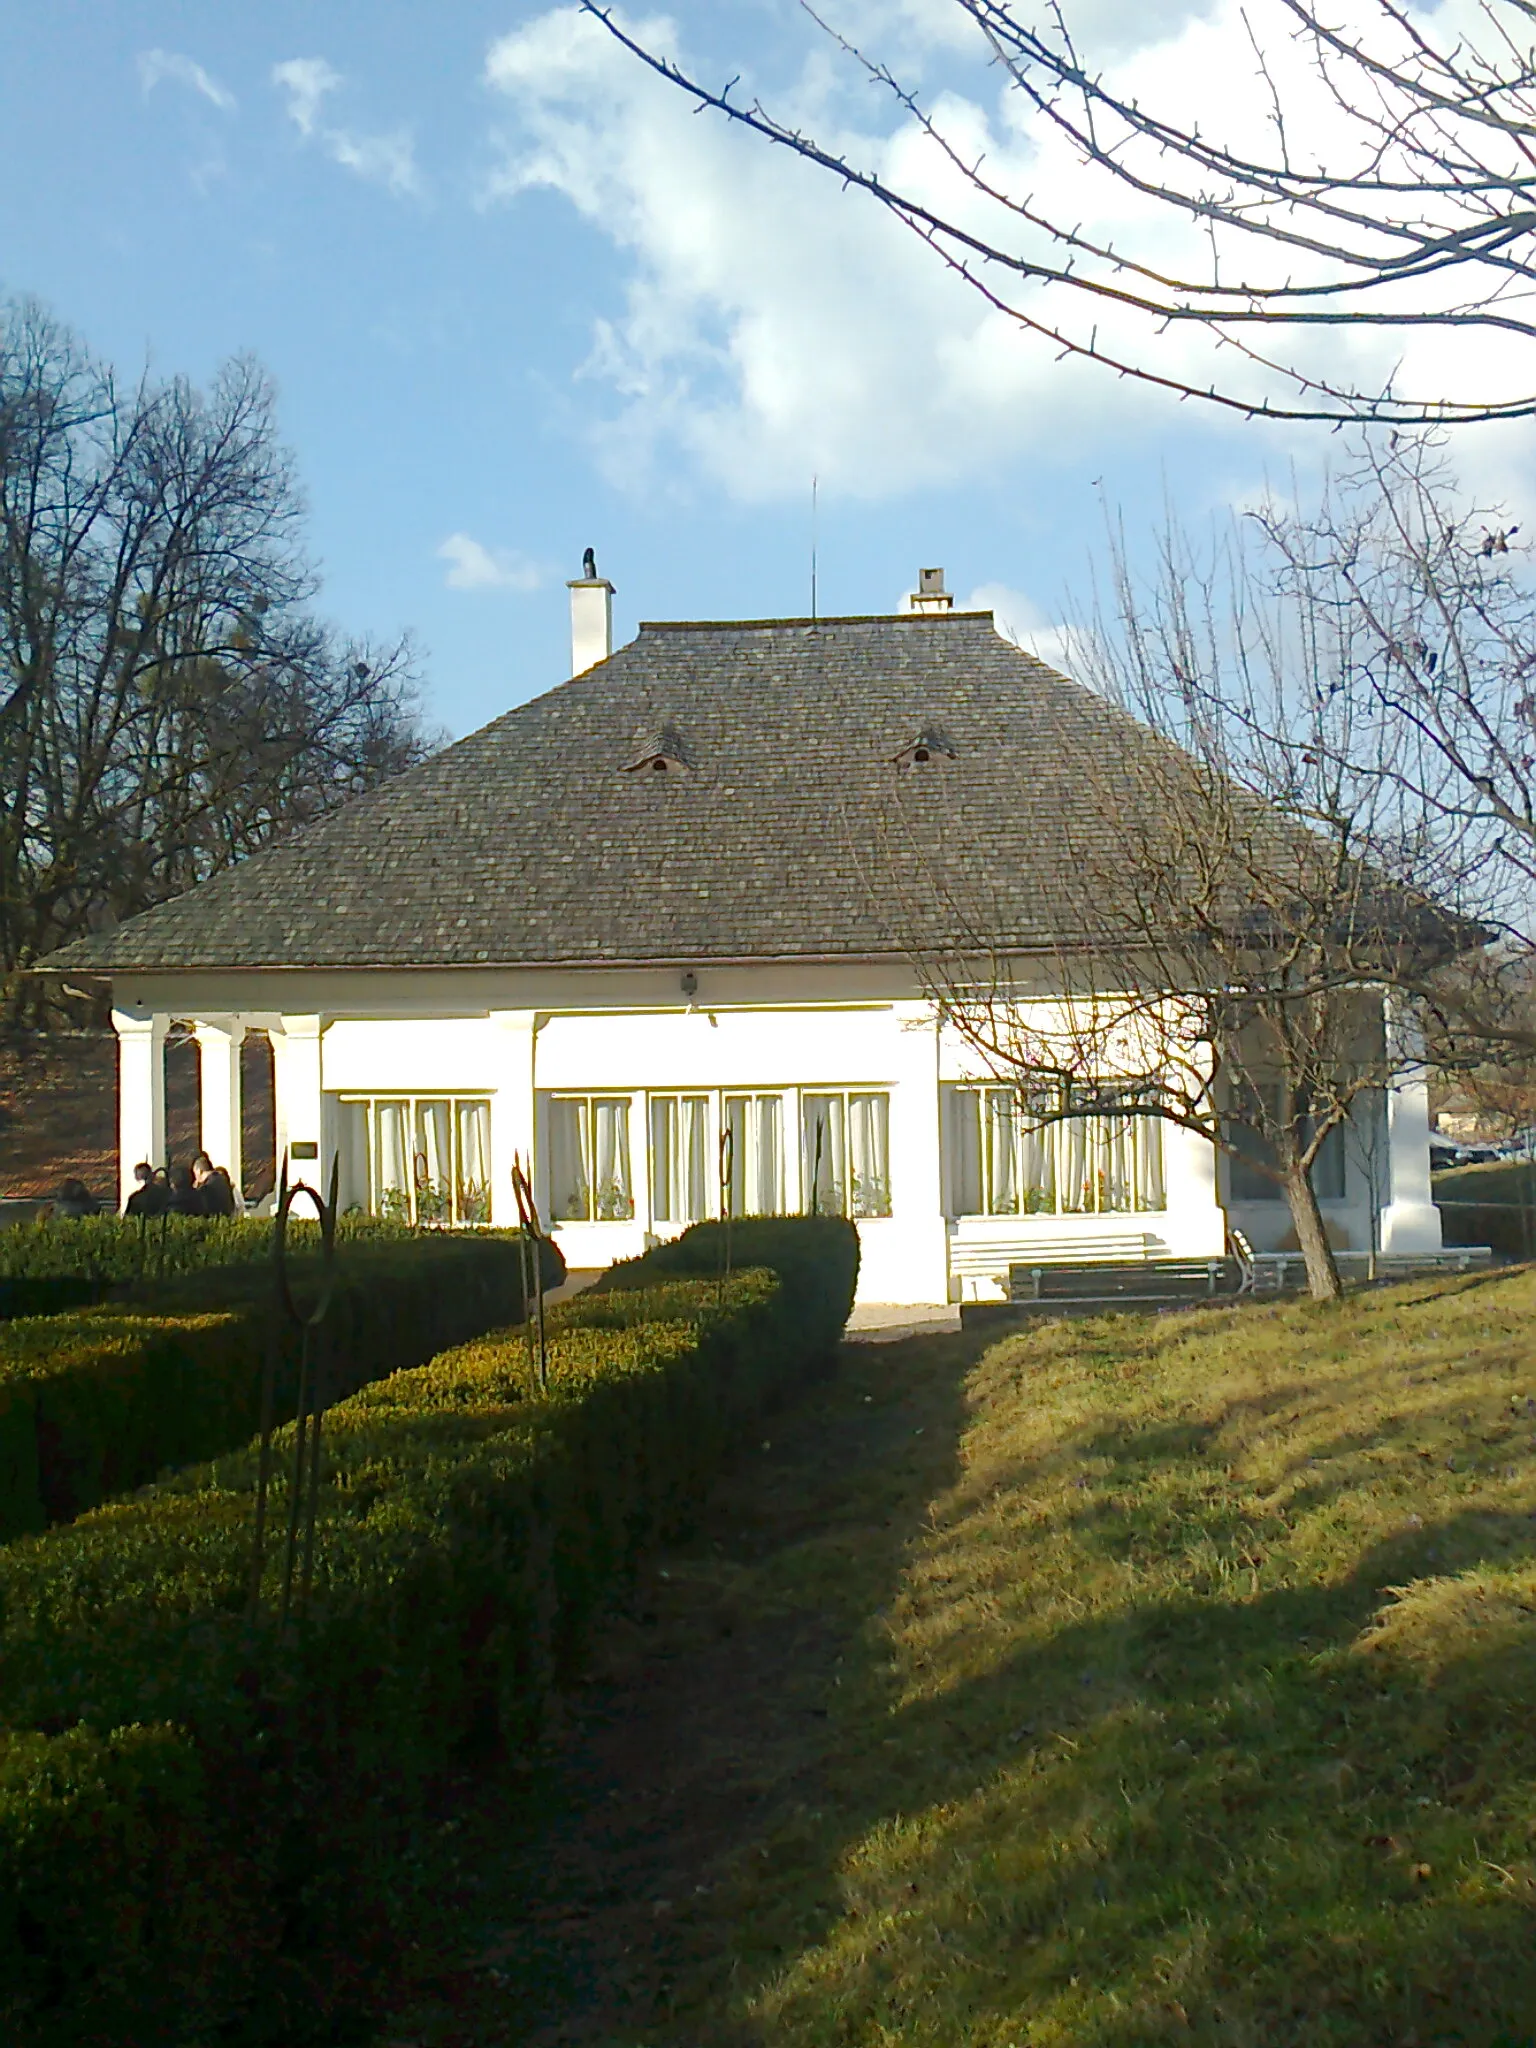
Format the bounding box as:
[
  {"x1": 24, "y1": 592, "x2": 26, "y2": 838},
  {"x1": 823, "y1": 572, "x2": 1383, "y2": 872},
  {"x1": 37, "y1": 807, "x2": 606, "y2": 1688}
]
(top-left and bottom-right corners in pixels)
[{"x1": 46, "y1": 611, "x2": 1190, "y2": 974}]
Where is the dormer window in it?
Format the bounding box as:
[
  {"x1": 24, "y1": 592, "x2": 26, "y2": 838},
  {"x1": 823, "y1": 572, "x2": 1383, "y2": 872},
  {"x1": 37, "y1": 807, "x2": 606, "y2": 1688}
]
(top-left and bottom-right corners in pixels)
[
  {"x1": 623, "y1": 723, "x2": 689, "y2": 775},
  {"x1": 891, "y1": 725, "x2": 958, "y2": 770}
]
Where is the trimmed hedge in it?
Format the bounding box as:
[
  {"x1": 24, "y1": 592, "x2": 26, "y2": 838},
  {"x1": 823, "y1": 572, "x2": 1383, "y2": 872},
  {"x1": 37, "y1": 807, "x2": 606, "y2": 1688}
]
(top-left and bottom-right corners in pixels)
[
  {"x1": 0, "y1": 1276, "x2": 106, "y2": 1321},
  {"x1": 0, "y1": 1228, "x2": 565, "y2": 1542},
  {"x1": 1435, "y1": 1159, "x2": 1536, "y2": 1261},
  {"x1": 0, "y1": 1213, "x2": 409, "y2": 1287},
  {"x1": 0, "y1": 1216, "x2": 857, "y2": 2047},
  {"x1": 597, "y1": 1214, "x2": 861, "y2": 1334}
]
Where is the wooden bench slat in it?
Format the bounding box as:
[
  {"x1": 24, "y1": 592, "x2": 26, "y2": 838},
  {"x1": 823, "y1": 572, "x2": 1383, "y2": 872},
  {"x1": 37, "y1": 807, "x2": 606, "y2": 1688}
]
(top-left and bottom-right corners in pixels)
[{"x1": 1009, "y1": 1257, "x2": 1231, "y2": 1303}]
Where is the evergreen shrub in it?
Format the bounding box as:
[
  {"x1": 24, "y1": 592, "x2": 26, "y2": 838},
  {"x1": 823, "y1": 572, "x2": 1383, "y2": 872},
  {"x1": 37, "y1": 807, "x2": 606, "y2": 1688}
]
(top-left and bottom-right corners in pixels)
[
  {"x1": 0, "y1": 1212, "x2": 455, "y2": 1288},
  {"x1": 0, "y1": 1228, "x2": 564, "y2": 1541},
  {"x1": 0, "y1": 1217, "x2": 855, "y2": 2047},
  {"x1": 1434, "y1": 1158, "x2": 1536, "y2": 1260}
]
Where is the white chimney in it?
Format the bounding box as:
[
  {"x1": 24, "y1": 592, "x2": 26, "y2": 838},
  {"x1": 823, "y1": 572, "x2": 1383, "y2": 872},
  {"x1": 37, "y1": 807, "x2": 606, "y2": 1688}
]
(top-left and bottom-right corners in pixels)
[
  {"x1": 908, "y1": 566, "x2": 953, "y2": 613},
  {"x1": 567, "y1": 549, "x2": 615, "y2": 674}
]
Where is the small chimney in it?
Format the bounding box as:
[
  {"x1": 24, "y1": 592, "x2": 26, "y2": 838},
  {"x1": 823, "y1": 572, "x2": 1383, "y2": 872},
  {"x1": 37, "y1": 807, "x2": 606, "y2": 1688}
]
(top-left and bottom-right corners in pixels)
[
  {"x1": 908, "y1": 566, "x2": 953, "y2": 614},
  {"x1": 567, "y1": 549, "x2": 615, "y2": 674}
]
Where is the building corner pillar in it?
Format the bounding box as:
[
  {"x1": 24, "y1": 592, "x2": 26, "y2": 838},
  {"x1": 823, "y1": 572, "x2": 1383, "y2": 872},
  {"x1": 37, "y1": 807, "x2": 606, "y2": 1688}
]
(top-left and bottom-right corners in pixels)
[
  {"x1": 270, "y1": 1015, "x2": 327, "y2": 1187},
  {"x1": 194, "y1": 1019, "x2": 246, "y2": 1191},
  {"x1": 111, "y1": 1007, "x2": 167, "y2": 1210},
  {"x1": 885, "y1": 1001, "x2": 950, "y2": 1307},
  {"x1": 1379, "y1": 997, "x2": 1442, "y2": 1254},
  {"x1": 490, "y1": 1010, "x2": 539, "y2": 1228}
]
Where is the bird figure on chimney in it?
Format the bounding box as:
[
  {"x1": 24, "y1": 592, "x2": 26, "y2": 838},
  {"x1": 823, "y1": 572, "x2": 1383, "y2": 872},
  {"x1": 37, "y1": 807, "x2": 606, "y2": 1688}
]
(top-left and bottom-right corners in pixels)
[{"x1": 582, "y1": 546, "x2": 597, "y2": 579}]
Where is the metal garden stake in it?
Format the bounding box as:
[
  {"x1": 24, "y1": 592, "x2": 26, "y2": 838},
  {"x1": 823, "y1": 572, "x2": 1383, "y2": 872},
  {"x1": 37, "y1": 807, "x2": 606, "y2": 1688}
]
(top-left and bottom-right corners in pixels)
[
  {"x1": 511, "y1": 1153, "x2": 549, "y2": 1392},
  {"x1": 249, "y1": 1155, "x2": 340, "y2": 1629}
]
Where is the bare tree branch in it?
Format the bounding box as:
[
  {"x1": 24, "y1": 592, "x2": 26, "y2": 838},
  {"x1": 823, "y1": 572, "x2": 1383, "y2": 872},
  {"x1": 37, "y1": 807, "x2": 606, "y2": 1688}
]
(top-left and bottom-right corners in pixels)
[
  {"x1": 586, "y1": 0, "x2": 1536, "y2": 423},
  {"x1": 0, "y1": 296, "x2": 435, "y2": 1021}
]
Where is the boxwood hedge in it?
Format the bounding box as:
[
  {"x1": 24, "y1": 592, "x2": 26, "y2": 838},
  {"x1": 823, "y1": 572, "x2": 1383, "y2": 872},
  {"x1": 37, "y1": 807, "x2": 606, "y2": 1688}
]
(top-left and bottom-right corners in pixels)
[
  {"x1": 0, "y1": 1215, "x2": 858, "y2": 2047},
  {"x1": 0, "y1": 1228, "x2": 565, "y2": 1542}
]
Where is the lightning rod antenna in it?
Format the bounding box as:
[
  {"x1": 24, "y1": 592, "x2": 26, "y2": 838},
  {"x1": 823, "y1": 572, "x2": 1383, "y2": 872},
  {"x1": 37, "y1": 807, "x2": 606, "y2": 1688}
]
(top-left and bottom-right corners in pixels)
[{"x1": 810, "y1": 474, "x2": 819, "y2": 623}]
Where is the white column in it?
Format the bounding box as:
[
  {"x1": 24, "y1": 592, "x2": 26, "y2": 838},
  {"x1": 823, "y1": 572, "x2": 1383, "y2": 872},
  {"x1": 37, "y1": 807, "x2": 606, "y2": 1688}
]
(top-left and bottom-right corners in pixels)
[
  {"x1": 882, "y1": 1001, "x2": 950, "y2": 1307},
  {"x1": 490, "y1": 1009, "x2": 539, "y2": 1227},
  {"x1": 271, "y1": 1015, "x2": 326, "y2": 1188},
  {"x1": 194, "y1": 1019, "x2": 245, "y2": 1187},
  {"x1": 1379, "y1": 996, "x2": 1443, "y2": 1253},
  {"x1": 1163, "y1": 1121, "x2": 1226, "y2": 1258},
  {"x1": 112, "y1": 1007, "x2": 167, "y2": 1209}
]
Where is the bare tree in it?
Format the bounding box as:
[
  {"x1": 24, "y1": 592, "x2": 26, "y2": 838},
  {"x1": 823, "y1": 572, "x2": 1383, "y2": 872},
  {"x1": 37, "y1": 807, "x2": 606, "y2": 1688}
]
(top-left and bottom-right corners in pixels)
[
  {"x1": 588, "y1": 0, "x2": 1536, "y2": 423},
  {"x1": 878, "y1": 513, "x2": 1481, "y2": 1299},
  {"x1": 1251, "y1": 437, "x2": 1536, "y2": 937},
  {"x1": 0, "y1": 297, "x2": 433, "y2": 1018}
]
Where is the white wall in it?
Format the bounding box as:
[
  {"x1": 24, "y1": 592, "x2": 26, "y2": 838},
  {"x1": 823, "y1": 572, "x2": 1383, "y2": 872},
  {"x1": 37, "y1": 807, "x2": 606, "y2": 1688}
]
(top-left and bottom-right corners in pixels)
[
  {"x1": 107, "y1": 962, "x2": 1445, "y2": 1302},
  {"x1": 533, "y1": 1001, "x2": 946, "y2": 1301}
]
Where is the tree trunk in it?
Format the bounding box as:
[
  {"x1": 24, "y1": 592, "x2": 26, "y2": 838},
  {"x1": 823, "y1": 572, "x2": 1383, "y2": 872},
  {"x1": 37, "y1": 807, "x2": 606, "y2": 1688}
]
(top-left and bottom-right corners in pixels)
[{"x1": 1283, "y1": 1160, "x2": 1343, "y2": 1301}]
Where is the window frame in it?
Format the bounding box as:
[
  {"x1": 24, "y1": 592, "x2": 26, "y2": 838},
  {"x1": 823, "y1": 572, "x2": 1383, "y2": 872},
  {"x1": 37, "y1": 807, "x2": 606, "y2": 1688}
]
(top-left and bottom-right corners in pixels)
[
  {"x1": 800, "y1": 1088, "x2": 893, "y2": 1219},
  {"x1": 1225, "y1": 1085, "x2": 1349, "y2": 1203},
  {"x1": 545, "y1": 1092, "x2": 637, "y2": 1224},
  {"x1": 534, "y1": 1084, "x2": 894, "y2": 1230},
  {"x1": 941, "y1": 1082, "x2": 1166, "y2": 1220},
  {"x1": 336, "y1": 1092, "x2": 493, "y2": 1228}
]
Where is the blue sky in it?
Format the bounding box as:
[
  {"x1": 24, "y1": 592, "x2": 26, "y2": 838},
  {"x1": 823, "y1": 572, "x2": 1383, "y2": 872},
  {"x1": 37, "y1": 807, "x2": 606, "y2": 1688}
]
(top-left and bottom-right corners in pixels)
[{"x1": 3, "y1": 1, "x2": 1507, "y2": 738}]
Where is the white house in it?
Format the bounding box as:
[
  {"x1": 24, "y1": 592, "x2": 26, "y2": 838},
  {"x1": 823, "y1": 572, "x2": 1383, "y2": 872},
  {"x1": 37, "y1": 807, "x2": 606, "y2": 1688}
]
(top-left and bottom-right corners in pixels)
[{"x1": 49, "y1": 569, "x2": 1443, "y2": 1304}]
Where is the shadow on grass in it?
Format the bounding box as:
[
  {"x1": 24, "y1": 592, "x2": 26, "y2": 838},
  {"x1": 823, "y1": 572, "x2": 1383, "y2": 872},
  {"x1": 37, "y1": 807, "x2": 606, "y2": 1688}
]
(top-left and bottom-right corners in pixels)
[
  {"x1": 726, "y1": 1527, "x2": 1536, "y2": 2046},
  {"x1": 368, "y1": 1327, "x2": 991, "y2": 2047},
  {"x1": 373, "y1": 1315, "x2": 1536, "y2": 2048}
]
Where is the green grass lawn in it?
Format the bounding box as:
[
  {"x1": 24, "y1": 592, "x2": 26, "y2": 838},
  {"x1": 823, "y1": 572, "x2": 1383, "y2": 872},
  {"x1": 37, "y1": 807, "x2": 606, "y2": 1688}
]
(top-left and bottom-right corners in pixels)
[{"x1": 380, "y1": 1272, "x2": 1536, "y2": 2047}]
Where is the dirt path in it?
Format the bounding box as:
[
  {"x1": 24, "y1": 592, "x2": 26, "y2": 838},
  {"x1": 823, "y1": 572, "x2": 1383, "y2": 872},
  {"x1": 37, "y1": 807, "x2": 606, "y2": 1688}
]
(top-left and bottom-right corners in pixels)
[{"x1": 373, "y1": 1327, "x2": 986, "y2": 2048}]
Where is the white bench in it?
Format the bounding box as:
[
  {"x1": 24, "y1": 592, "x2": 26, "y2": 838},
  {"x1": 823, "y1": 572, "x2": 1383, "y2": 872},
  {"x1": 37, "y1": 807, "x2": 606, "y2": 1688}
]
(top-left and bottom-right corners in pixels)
[
  {"x1": 949, "y1": 1230, "x2": 1156, "y2": 1294},
  {"x1": 1230, "y1": 1232, "x2": 1493, "y2": 1294}
]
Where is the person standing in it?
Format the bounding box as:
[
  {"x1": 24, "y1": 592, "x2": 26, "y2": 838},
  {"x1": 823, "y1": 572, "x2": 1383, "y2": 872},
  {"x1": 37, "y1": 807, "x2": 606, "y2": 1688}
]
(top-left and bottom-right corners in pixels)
[
  {"x1": 123, "y1": 1163, "x2": 170, "y2": 1217},
  {"x1": 191, "y1": 1152, "x2": 239, "y2": 1217}
]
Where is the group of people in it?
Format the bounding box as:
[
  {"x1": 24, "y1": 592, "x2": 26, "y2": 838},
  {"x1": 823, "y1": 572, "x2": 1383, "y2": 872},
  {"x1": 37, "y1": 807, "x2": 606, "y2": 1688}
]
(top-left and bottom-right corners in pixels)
[{"x1": 123, "y1": 1153, "x2": 242, "y2": 1218}]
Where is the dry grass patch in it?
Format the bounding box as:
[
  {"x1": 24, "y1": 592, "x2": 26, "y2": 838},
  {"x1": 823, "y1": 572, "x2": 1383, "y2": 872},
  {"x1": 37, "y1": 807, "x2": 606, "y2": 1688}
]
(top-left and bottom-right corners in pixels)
[{"x1": 711, "y1": 1275, "x2": 1536, "y2": 2046}]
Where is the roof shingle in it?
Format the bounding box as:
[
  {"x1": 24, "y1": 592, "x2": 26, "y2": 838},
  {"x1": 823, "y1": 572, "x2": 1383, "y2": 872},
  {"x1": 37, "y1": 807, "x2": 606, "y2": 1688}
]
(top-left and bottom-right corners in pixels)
[{"x1": 46, "y1": 611, "x2": 1176, "y2": 974}]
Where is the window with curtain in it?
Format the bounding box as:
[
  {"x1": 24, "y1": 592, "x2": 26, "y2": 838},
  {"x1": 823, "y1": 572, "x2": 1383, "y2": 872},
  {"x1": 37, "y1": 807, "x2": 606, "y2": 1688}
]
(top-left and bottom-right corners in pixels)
[
  {"x1": 801, "y1": 1091, "x2": 891, "y2": 1218},
  {"x1": 650, "y1": 1094, "x2": 711, "y2": 1223},
  {"x1": 1226, "y1": 1085, "x2": 1348, "y2": 1202},
  {"x1": 723, "y1": 1094, "x2": 783, "y2": 1216},
  {"x1": 547, "y1": 1095, "x2": 634, "y2": 1222},
  {"x1": 336, "y1": 1095, "x2": 492, "y2": 1226},
  {"x1": 941, "y1": 1085, "x2": 1164, "y2": 1217}
]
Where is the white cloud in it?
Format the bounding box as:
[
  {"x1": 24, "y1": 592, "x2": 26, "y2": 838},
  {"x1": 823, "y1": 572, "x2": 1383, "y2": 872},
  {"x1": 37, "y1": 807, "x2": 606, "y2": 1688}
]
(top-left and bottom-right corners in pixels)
[
  {"x1": 327, "y1": 128, "x2": 419, "y2": 196},
  {"x1": 272, "y1": 57, "x2": 340, "y2": 138},
  {"x1": 958, "y1": 583, "x2": 1092, "y2": 675},
  {"x1": 137, "y1": 49, "x2": 234, "y2": 111},
  {"x1": 272, "y1": 57, "x2": 419, "y2": 196},
  {"x1": 437, "y1": 533, "x2": 545, "y2": 592},
  {"x1": 482, "y1": 2, "x2": 1536, "y2": 506}
]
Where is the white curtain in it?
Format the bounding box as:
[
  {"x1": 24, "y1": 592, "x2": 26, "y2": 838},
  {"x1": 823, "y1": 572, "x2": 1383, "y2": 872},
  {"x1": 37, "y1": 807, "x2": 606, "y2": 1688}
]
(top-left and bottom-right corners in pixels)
[
  {"x1": 802, "y1": 1093, "x2": 845, "y2": 1214},
  {"x1": 944, "y1": 1087, "x2": 1162, "y2": 1218},
  {"x1": 943, "y1": 1088, "x2": 983, "y2": 1217},
  {"x1": 456, "y1": 1100, "x2": 491, "y2": 1221},
  {"x1": 724, "y1": 1095, "x2": 782, "y2": 1215},
  {"x1": 549, "y1": 1098, "x2": 590, "y2": 1221},
  {"x1": 415, "y1": 1100, "x2": 450, "y2": 1210},
  {"x1": 984, "y1": 1090, "x2": 1018, "y2": 1214},
  {"x1": 1059, "y1": 1114, "x2": 1092, "y2": 1213},
  {"x1": 375, "y1": 1101, "x2": 410, "y2": 1217},
  {"x1": 1133, "y1": 1115, "x2": 1165, "y2": 1209},
  {"x1": 848, "y1": 1094, "x2": 890, "y2": 1217},
  {"x1": 1018, "y1": 1095, "x2": 1055, "y2": 1212},
  {"x1": 592, "y1": 1098, "x2": 633, "y2": 1219},
  {"x1": 338, "y1": 1102, "x2": 370, "y2": 1213},
  {"x1": 651, "y1": 1095, "x2": 709, "y2": 1222}
]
